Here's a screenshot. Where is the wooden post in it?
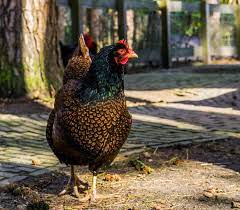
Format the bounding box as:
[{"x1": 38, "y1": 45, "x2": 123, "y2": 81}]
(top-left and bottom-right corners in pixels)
[
  {"x1": 117, "y1": 0, "x2": 127, "y2": 40},
  {"x1": 69, "y1": 0, "x2": 84, "y2": 43},
  {"x1": 234, "y1": 4, "x2": 240, "y2": 59},
  {"x1": 201, "y1": 0, "x2": 211, "y2": 64},
  {"x1": 78, "y1": 2, "x2": 84, "y2": 34},
  {"x1": 160, "y1": 0, "x2": 171, "y2": 68}
]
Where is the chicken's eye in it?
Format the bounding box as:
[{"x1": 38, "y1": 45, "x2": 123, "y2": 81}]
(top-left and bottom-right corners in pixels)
[{"x1": 118, "y1": 49, "x2": 126, "y2": 54}]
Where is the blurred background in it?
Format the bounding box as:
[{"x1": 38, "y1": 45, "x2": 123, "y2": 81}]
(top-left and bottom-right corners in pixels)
[
  {"x1": 1, "y1": 1, "x2": 240, "y2": 209},
  {"x1": 0, "y1": 0, "x2": 240, "y2": 98}
]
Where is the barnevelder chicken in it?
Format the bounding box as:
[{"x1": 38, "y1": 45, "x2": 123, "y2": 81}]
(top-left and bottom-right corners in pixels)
[{"x1": 46, "y1": 35, "x2": 138, "y2": 201}]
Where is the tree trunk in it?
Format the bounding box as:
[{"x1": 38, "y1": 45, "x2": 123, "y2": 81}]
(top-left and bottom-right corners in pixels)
[
  {"x1": 0, "y1": 1, "x2": 24, "y2": 97},
  {"x1": 0, "y1": 0, "x2": 63, "y2": 98}
]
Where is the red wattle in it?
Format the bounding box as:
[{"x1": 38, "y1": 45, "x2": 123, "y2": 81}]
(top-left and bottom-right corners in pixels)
[{"x1": 120, "y1": 57, "x2": 129, "y2": 65}]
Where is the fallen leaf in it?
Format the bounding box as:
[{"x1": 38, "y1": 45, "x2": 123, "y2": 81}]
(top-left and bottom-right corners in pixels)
[
  {"x1": 203, "y1": 191, "x2": 215, "y2": 198},
  {"x1": 203, "y1": 187, "x2": 223, "y2": 198},
  {"x1": 130, "y1": 160, "x2": 154, "y2": 174},
  {"x1": 32, "y1": 159, "x2": 41, "y2": 165},
  {"x1": 205, "y1": 187, "x2": 216, "y2": 194},
  {"x1": 166, "y1": 157, "x2": 183, "y2": 166},
  {"x1": 104, "y1": 174, "x2": 121, "y2": 182}
]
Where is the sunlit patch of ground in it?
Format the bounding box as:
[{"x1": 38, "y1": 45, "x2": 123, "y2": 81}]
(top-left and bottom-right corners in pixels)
[
  {"x1": 1, "y1": 70, "x2": 240, "y2": 209},
  {"x1": 1, "y1": 138, "x2": 240, "y2": 210}
]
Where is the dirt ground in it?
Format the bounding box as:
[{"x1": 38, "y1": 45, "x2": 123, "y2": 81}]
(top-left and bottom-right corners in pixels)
[
  {"x1": 0, "y1": 137, "x2": 240, "y2": 210},
  {"x1": 1, "y1": 69, "x2": 240, "y2": 210}
]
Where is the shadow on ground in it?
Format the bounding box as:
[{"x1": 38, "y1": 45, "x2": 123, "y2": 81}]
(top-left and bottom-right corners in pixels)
[
  {"x1": 1, "y1": 137, "x2": 240, "y2": 209},
  {"x1": 0, "y1": 70, "x2": 240, "y2": 209},
  {"x1": 125, "y1": 71, "x2": 240, "y2": 91},
  {"x1": 176, "y1": 89, "x2": 240, "y2": 110},
  {"x1": 0, "y1": 98, "x2": 52, "y2": 115}
]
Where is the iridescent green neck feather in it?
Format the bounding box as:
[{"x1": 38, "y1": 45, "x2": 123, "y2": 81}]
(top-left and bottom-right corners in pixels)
[{"x1": 77, "y1": 45, "x2": 124, "y2": 103}]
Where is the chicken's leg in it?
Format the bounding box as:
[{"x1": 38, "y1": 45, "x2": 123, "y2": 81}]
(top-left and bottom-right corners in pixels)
[
  {"x1": 92, "y1": 173, "x2": 97, "y2": 201},
  {"x1": 79, "y1": 172, "x2": 98, "y2": 203},
  {"x1": 59, "y1": 165, "x2": 89, "y2": 198},
  {"x1": 80, "y1": 172, "x2": 116, "y2": 203}
]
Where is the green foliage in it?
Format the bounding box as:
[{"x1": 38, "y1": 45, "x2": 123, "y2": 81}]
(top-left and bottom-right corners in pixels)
[
  {"x1": 220, "y1": 0, "x2": 240, "y2": 4},
  {"x1": 220, "y1": 14, "x2": 236, "y2": 46},
  {"x1": 171, "y1": 11, "x2": 201, "y2": 37},
  {"x1": 169, "y1": 0, "x2": 236, "y2": 46}
]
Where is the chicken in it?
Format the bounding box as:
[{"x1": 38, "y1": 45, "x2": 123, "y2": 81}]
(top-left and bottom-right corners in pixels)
[
  {"x1": 46, "y1": 36, "x2": 138, "y2": 201},
  {"x1": 82, "y1": 33, "x2": 98, "y2": 56},
  {"x1": 60, "y1": 33, "x2": 97, "y2": 67}
]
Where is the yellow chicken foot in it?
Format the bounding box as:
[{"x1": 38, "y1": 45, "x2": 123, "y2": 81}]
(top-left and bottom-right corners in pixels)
[
  {"x1": 79, "y1": 172, "x2": 98, "y2": 203},
  {"x1": 58, "y1": 165, "x2": 89, "y2": 198}
]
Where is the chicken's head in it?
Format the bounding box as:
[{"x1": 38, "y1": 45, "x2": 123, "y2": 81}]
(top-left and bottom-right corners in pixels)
[{"x1": 114, "y1": 40, "x2": 138, "y2": 65}]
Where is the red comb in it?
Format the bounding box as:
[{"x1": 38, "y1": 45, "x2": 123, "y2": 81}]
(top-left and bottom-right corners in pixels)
[
  {"x1": 118, "y1": 39, "x2": 129, "y2": 49},
  {"x1": 84, "y1": 33, "x2": 94, "y2": 48},
  {"x1": 118, "y1": 39, "x2": 127, "y2": 45}
]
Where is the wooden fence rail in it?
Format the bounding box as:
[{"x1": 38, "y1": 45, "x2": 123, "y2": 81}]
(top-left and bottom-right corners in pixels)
[{"x1": 59, "y1": 0, "x2": 240, "y2": 68}]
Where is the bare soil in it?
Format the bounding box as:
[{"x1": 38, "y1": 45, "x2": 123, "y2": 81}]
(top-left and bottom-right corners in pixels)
[
  {"x1": 1, "y1": 69, "x2": 240, "y2": 209},
  {"x1": 0, "y1": 138, "x2": 240, "y2": 210}
]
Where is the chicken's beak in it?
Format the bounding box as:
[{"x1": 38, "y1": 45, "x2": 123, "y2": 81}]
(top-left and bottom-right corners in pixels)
[{"x1": 128, "y1": 49, "x2": 138, "y2": 59}]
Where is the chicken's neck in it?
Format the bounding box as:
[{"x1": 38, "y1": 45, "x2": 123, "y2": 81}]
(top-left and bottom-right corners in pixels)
[{"x1": 77, "y1": 46, "x2": 125, "y2": 103}]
